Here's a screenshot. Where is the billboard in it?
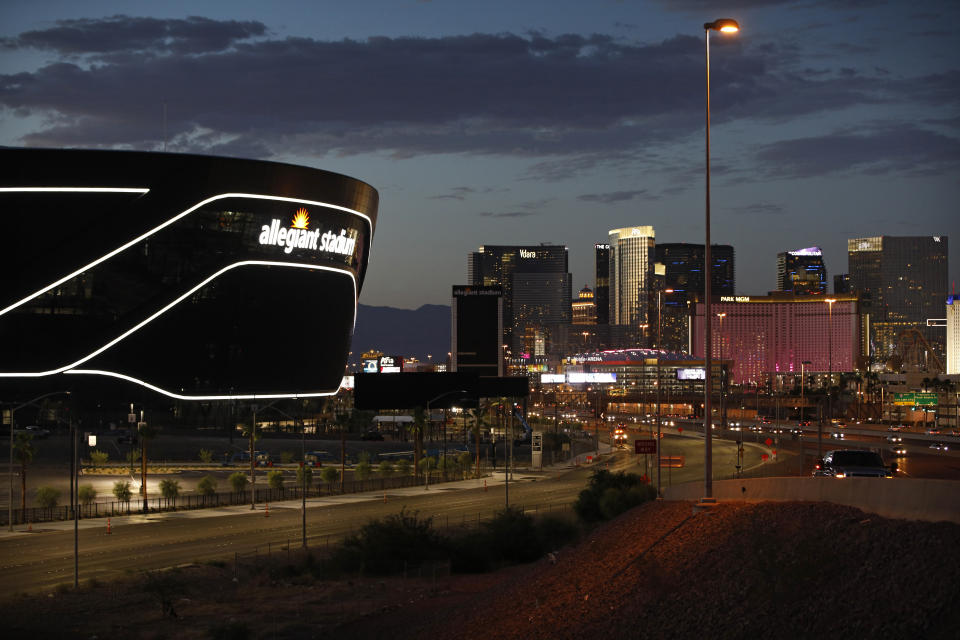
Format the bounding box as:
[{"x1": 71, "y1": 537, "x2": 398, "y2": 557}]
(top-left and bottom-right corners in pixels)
[
  {"x1": 567, "y1": 372, "x2": 617, "y2": 384},
  {"x1": 677, "y1": 368, "x2": 706, "y2": 380}
]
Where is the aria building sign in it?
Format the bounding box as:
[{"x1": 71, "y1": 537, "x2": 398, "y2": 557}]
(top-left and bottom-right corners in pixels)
[{"x1": 0, "y1": 149, "x2": 378, "y2": 401}]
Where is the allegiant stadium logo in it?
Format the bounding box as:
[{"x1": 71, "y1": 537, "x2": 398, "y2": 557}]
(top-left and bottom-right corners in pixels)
[{"x1": 258, "y1": 208, "x2": 357, "y2": 256}]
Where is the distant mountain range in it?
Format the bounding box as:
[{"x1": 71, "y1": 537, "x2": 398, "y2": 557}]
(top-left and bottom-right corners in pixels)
[{"x1": 351, "y1": 304, "x2": 451, "y2": 363}]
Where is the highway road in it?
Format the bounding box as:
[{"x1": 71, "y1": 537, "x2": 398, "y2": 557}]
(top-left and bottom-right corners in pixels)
[{"x1": 0, "y1": 436, "x2": 756, "y2": 598}]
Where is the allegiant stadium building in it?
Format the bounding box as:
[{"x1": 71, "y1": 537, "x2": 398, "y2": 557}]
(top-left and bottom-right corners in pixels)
[{"x1": 0, "y1": 148, "x2": 379, "y2": 401}]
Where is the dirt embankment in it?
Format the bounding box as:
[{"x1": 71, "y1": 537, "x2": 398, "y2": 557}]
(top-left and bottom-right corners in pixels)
[{"x1": 4, "y1": 500, "x2": 959, "y2": 639}]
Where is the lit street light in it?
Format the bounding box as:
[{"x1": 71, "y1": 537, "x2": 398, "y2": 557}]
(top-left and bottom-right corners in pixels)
[
  {"x1": 656, "y1": 288, "x2": 674, "y2": 498},
  {"x1": 703, "y1": 17, "x2": 740, "y2": 499},
  {"x1": 823, "y1": 298, "x2": 836, "y2": 460}
]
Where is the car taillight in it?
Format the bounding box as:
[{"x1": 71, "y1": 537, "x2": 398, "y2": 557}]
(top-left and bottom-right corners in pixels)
[{"x1": 815, "y1": 463, "x2": 821, "y2": 470}]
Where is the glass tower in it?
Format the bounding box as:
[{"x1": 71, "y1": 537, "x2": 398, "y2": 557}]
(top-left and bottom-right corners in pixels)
[
  {"x1": 608, "y1": 227, "x2": 655, "y2": 330},
  {"x1": 777, "y1": 247, "x2": 827, "y2": 295},
  {"x1": 848, "y1": 236, "x2": 948, "y2": 365},
  {"x1": 468, "y1": 245, "x2": 571, "y2": 353}
]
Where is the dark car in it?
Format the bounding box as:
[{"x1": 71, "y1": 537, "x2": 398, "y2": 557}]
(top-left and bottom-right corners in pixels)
[
  {"x1": 813, "y1": 449, "x2": 894, "y2": 478},
  {"x1": 360, "y1": 431, "x2": 384, "y2": 441}
]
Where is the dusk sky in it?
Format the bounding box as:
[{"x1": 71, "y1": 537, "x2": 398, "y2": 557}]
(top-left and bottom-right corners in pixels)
[{"x1": 1, "y1": 0, "x2": 957, "y2": 310}]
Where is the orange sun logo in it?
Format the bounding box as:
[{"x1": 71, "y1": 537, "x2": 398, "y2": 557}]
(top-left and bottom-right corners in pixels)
[{"x1": 291, "y1": 208, "x2": 310, "y2": 229}]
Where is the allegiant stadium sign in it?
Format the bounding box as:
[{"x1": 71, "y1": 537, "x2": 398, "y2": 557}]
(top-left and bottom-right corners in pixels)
[{"x1": 258, "y1": 208, "x2": 358, "y2": 256}]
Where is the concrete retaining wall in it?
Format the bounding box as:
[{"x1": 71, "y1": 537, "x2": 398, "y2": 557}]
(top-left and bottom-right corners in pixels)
[{"x1": 663, "y1": 477, "x2": 960, "y2": 524}]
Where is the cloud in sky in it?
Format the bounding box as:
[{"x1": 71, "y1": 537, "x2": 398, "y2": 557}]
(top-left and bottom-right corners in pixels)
[
  {"x1": 2, "y1": 13, "x2": 952, "y2": 179},
  {"x1": 2, "y1": 15, "x2": 267, "y2": 56}
]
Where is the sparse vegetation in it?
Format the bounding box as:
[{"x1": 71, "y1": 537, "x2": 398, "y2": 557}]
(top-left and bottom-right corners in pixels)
[
  {"x1": 159, "y1": 479, "x2": 180, "y2": 505},
  {"x1": 112, "y1": 481, "x2": 132, "y2": 504},
  {"x1": 377, "y1": 460, "x2": 395, "y2": 477},
  {"x1": 396, "y1": 458, "x2": 412, "y2": 476},
  {"x1": 319, "y1": 466, "x2": 339, "y2": 485},
  {"x1": 574, "y1": 469, "x2": 657, "y2": 522},
  {"x1": 89, "y1": 450, "x2": 109, "y2": 466},
  {"x1": 197, "y1": 448, "x2": 213, "y2": 463},
  {"x1": 78, "y1": 484, "x2": 97, "y2": 506},
  {"x1": 267, "y1": 469, "x2": 284, "y2": 490},
  {"x1": 296, "y1": 464, "x2": 313, "y2": 488},
  {"x1": 228, "y1": 472, "x2": 248, "y2": 494},
  {"x1": 35, "y1": 486, "x2": 60, "y2": 509},
  {"x1": 197, "y1": 475, "x2": 217, "y2": 496}
]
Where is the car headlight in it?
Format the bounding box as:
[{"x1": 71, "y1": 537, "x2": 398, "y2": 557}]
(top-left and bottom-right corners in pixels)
[{"x1": 835, "y1": 471, "x2": 847, "y2": 478}]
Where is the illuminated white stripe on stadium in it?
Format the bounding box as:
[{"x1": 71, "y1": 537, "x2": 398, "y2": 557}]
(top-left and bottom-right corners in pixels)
[
  {"x1": 0, "y1": 190, "x2": 373, "y2": 317},
  {"x1": 0, "y1": 187, "x2": 150, "y2": 194},
  {"x1": 0, "y1": 261, "x2": 357, "y2": 378},
  {"x1": 64, "y1": 369, "x2": 343, "y2": 401}
]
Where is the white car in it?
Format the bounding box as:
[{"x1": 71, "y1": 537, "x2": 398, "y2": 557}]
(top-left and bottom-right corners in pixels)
[{"x1": 886, "y1": 434, "x2": 903, "y2": 443}]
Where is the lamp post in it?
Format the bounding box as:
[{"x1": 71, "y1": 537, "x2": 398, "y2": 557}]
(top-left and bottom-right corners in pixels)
[
  {"x1": 425, "y1": 390, "x2": 468, "y2": 491},
  {"x1": 825, "y1": 298, "x2": 836, "y2": 456},
  {"x1": 656, "y1": 288, "x2": 674, "y2": 498},
  {"x1": 717, "y1": 312, "x2": 727, "y2": 431},
  {"x1": 7, "y1": 390, "x2": 70, "y2": 532},
  {"x1": 800, "y1": 360, "x2": 812, "y2": 432},
  {"x1": 258, "y1": 402, "x2": 308, "y2": 548},
  {"x1": 703, "y1": 17, "x2": 740, "y2": 499}
]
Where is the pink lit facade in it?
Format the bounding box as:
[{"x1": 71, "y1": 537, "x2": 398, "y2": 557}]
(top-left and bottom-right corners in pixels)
[{"x1": 692, "y1": 295, "x2": 861, "y2": 385}]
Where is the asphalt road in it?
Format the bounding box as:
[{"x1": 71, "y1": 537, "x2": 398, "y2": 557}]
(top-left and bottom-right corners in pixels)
[
  {"x1": 0, "y1": 436, "x2": 756, "y2": 598},
  {"x1": 0, "y1": 462, "x2": 599, "y2": 597}
]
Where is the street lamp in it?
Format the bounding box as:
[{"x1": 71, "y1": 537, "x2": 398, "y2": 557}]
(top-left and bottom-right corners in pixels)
[
  {"x1": 716, "y1": 312, "x2": 727, "y2": 431},
  {"x1": 656, "y1": 288, "x2": 674, "y2": 498},
  {"x1": 703, "y1": 17, "x2": 740, "y2": 499},
  {"x1": 425, "y1": 389, "x2": 468, "y2": 491},
  {"x1": 800, "y1": 360, "x2": 812, "y2": 426},
  {"x1": 824, "y1": 298, "x2": 836, "y2": 460}
]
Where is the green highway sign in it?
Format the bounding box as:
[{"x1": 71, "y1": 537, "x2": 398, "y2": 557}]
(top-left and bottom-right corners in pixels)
[
  {"x1": 893, "y1": 393, "x2": 914, "y2": 406},
  {"x1": 892, "y1": 392, "x2": 938, "y2": 406}
]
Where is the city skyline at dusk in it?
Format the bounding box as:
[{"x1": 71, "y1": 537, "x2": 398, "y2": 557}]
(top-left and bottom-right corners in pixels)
[{"x1": 1, "y1": 0, "x2": 957, "y2": 308}]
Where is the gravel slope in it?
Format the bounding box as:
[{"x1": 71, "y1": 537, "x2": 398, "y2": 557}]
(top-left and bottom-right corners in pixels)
[{"x1": 342, "y1": 500, "x2": 960, "y2": 640}]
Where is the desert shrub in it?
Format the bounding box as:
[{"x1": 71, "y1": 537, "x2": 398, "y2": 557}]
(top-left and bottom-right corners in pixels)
[
  {"x1": 395, "y1": 458, "x2": 412, "y2": 476},
  {"x1": 197, "y1": 475, "x2": 217, "y2": 495},
  {"x1": 574, "y1": 470, "x2": 657, "y2": 523},
  {"x1": 141, "y1": 569, "x2": 184, "y2": 619},
  {"x1": 78, "y1": 484, "x2": 97, "y2": 506},
  {"x1": 330, "y1": 508, "x2": 448, "y2": 575},
  {"x1": 159, "y1": 479, "x2": 180, "y2": 502},
  {"x1": 354, "y1": 459, "x2": 372, "y2": 481},
  {"x1": 280, "y1": 450, "x2": 295, "y2": 464},
  {"x1": 197, "y1": 448, "x2": 214, "y2": 463},
  {"x1": 296, "y1": 464, "x2": 313, "y2": 487},
  {"x1": 228, "y1": 472, "x2": 248, "y2": 494},
  {"x1": 35, "y1": 486, "x2": 60, "y2": 509},
  {"x1": 113, "y1": 481, "x2": 132, "y2": 503},
  {"x1": 89, "y1": 450, "x2": 109, "y2": 466},
  {"x1": 267, "y1": 469, "x2": 285, "y2": 490},
  {"x1": 457, "y1": 451, "x2": 473, "y2": 473},
  {"x1": 319, "y1": 466, "x2": 339, "y2": 485},
  {"x1": 377, "y1": 460, "x2": 395, "y2": 477},
  {"x1": 448, "y1": 507, "x2": 580, "y2": 573}
]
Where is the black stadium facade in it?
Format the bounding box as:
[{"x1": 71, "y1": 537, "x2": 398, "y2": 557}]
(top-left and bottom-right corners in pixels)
[{"x1": 0, "y1": 148, "x2": 379, "y2": 402}]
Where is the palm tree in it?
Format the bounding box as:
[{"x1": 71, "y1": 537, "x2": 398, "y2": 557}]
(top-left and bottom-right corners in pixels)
[{"x1": 13, "y1": 433, "x2": 35, "y2": 520}]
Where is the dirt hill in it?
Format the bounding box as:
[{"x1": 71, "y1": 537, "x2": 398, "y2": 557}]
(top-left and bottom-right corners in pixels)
[{"x1": 4, "y1": 500, "x2": 958, "y2": 639}]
